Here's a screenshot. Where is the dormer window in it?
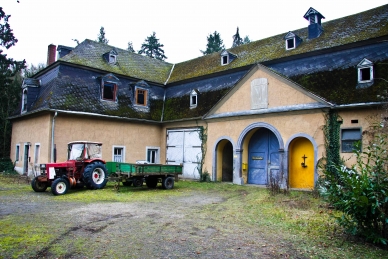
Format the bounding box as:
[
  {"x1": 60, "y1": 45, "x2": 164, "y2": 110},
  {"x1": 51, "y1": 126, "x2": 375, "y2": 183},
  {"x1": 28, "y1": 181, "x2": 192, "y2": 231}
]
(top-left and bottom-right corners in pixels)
[
  {"x1": 21, "y1": 88, "x2": 28, "y2": 113},
  {"x1": 190, "y1": 89, "x2": 199, "y2": 108},
  {"x1": 102, "y1": 82, "x2": 117, "y2": 101},
  {"x1": 135, "y1": 88, "x2": 148, "y2": 106},
  {"x1": 220, "y1": 50, "x2": 237, "y2": 66},
  {"x1": 109, "y1": 54, "x2": 116, "y2": 64},
  {"x1": 357, "y1": 58, "x2": 374, "y2": 83},
  {"x1": 101, "y1": 73, "x2": 120, "y2": 102},
  {"x1": 103, "y1": 49, "x2": 118, "y2": 65},
  {"x1": 284, "y1": 32, "x2": 302, "y2": 50},
  {"x1": 303, "y1": 8, "x2": 325, "y2": 39}
]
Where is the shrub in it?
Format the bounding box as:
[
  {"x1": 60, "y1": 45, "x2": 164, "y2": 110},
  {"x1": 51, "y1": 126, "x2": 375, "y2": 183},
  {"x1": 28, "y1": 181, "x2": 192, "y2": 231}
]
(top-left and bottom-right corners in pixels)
[
  {"x1": 319, "y1": 129, "x2": 388, "y2": 245},
  {"x1": 0, "y1": 157, "x2": 15, "y2": 172}
]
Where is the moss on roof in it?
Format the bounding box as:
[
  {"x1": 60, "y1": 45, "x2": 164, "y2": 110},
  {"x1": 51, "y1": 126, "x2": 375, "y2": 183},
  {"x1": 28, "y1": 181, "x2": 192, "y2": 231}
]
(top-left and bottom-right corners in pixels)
[
  {"x1": 169, "y1": 4, "x2": 388, "y2": 83},
  {"x1": 290, "y1": 59, "x2": 388, "y2": 104},
  {"x1": 60, "y1": 39, "x2": 173, "y2": 85}
]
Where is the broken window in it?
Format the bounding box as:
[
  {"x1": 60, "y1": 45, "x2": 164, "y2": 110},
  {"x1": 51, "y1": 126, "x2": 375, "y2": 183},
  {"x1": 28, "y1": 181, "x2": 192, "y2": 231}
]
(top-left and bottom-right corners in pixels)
[
  {"x1": 357, "y1": 58, "x2": 374, "y2": 83},
  {"x1": 286, "y1": 38, "x2": 295, "y2": 50},
  {"x1": 102, "y1": 82, "x2": 117, "y2": 101},
  {"x1": 21, "y1": 88, "x2": 28, "y2": 112}
]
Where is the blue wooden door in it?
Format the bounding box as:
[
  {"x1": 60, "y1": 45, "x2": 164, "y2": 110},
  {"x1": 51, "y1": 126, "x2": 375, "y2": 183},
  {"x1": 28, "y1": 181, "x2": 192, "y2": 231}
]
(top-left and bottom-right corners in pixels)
[{"x1": 248, "y1": 128, "x2": 279, "y2": 184}]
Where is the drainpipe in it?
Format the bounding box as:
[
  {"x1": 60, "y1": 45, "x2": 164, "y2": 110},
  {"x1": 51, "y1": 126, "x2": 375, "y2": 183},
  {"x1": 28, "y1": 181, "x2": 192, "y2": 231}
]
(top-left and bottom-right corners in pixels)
[
  {"x1": 51, "y1": 111, "x2": 58, "y2": 162},
  {"x1": 161, "y1": 64, "x2": 175, "y2": 122}
]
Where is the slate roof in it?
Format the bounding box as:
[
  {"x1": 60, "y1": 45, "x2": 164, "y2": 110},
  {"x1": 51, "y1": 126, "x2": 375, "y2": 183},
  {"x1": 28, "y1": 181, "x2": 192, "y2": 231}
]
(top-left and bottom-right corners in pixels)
[
  {"x1": 59, "y1": 39, "x2": 174, "y2": 85},
  {"x1": 168, "y1": 4, "x2": 388, "y2": 83}
]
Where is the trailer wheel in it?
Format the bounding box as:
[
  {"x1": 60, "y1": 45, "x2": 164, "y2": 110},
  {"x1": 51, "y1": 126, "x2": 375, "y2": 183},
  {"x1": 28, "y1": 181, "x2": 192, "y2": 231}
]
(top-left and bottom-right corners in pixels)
[
  {"x1": 122, "y1": 181, "x2": 132, "y2": 186},
  {"x1": 31, "y1": 176, "x2": 48, "y2": 192},
  {"x1": 51, "y1": 178, "x2": 69, "y2": 195},
  {"x1": 146, "y1": 177, "x2": 158, "y2": 188},
  {"x1": 83, "y1": 162, "x2": 108, "y2": 189},
  {"x1": 133, "y1": 178, "x2": 143, "y2": 187},
  {"x1": 162, "y1": 177, "x2": 174, "y2": 190}
]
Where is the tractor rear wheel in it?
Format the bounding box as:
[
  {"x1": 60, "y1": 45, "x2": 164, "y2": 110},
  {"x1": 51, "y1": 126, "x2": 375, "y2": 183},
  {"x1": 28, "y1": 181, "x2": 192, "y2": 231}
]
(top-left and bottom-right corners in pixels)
[
  {"x1": 162, "y1": 177, "x2": 174, "y2": 190},
  {"x1": 83, "y1": 162, "x2": 108, "y2": 189},
  {"x1": 31, "y1": 176, "x2": 48, "y2": 192},
  {"x1": 145, "y1": 177, "x2": 158, "y2": 188},
  {"x1": 51, "y1": 178, "x2": 69, "y2": 195}
]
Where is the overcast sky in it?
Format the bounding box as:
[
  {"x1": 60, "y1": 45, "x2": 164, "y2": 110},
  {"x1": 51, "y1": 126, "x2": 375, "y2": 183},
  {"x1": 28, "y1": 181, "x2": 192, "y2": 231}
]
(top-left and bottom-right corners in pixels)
[{"x1": 2, "y1": 0, "x2": 387, "y2": 67}]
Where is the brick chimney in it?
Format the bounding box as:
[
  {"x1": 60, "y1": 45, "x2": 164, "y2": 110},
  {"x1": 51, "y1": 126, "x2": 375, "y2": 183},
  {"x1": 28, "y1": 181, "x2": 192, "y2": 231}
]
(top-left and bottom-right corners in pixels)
[{"x1": 47, "y1": 44, "x2": 57, "y2": 66}]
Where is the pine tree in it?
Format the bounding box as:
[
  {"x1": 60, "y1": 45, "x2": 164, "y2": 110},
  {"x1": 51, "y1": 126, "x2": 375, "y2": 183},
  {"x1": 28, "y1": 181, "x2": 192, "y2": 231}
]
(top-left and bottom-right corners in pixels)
[
  {"x1": 0, "y1": 7, "x2": 26, "y2": 158},
  {"x1": 243, "y1": 36, "x2": 251, "y2": 44},
  {"x1": 127, "y1": 41, "x2": 135, "y2": 53},
  {"x1": 97, "y1": 26, "x2": 109, "y2": 44},
  {"x1": 201, "y1": 31, "x2": 224, "y2": 55},
  {"x1": 232, "y1": 27, "x2": 243, "y2": 47},
  {"x1": 138, "y1": 32, "x2": 167, "y2": 61}
]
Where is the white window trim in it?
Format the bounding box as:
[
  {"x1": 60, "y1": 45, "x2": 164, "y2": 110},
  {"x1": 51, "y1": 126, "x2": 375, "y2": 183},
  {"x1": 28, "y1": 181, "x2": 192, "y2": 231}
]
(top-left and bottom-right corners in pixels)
[
  {"x1": 341, "y1": 128, "x2": 362, "y2": 153},
  {"x1": 34, "y1": 143, "x2": 40, "y2": 165},
  {"x1": 112, "y1": 146, "x2": 125, "y2": 162},
  {"x1": 221, "y1": 54, "x2": 229, "y2": 65},
  {"x1": 109, "y1": 54, "x2": 117, "y2": 64},
  {"x1": 358, "y1": 66, "x2": 374, "y2": 83},
  {"x1": 21, "y1": 88, "x2": 28, "y2": 113},
  {"x1": 190, "y1": 90, "x2": 198, "y2": 108},
  {"x1": 146, "y1": 146, "x2": 160, "y2": 164},
  {"x1": 285, "y1": 37, "x2": 296, "y2": 50},
  {"x1": 15, "y1": 144, "x2": 20, "y2": 162}
]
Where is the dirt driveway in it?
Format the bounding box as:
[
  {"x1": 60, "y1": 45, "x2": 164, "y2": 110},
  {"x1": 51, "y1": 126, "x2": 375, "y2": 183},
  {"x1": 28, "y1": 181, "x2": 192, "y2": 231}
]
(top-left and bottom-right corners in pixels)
[{"x1": 0, "y1": 182, "x2": 308, "y2": 259}]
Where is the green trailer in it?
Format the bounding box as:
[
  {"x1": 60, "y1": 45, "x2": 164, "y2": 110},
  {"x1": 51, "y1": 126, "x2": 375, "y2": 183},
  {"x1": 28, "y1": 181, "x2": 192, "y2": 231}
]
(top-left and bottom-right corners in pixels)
[{"x1": 106, "y1": 162, "x2": 183, "y2": 189}]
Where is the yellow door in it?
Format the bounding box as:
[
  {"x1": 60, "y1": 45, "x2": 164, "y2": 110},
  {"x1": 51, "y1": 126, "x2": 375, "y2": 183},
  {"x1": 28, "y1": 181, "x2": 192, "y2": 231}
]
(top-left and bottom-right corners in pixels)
[{"x1": 289, "y1": 138, "x2": 314, "y2": 189}]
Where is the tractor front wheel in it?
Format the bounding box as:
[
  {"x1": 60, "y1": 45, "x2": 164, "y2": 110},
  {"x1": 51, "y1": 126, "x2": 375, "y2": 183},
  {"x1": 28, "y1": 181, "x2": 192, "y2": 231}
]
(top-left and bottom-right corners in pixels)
[
  {"x1": 51, "y1": 178, "x2": 69, "y2": 195},
  {"x1": 83, "y1": 162, "x2": 108, "y2": 189},
  {"x1": 31, "y1": 176, "x2": 48, "y2": 192}
]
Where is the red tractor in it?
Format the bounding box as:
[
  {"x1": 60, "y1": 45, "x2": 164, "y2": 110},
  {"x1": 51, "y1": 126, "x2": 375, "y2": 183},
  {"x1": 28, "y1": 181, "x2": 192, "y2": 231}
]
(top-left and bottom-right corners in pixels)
[{"x1": 31, "y1": 141, "x2": 108, "y2": 195}]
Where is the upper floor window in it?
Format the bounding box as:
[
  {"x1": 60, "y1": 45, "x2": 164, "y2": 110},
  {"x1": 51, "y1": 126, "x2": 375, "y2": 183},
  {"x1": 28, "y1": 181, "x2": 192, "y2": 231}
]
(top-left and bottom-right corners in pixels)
[
  {"x1": 220, "y1": 50, "x2": 237, "y2": 66},
  {"x1": 135, "y1": 88, "x2": 148, "y2": 106},
  {"x1": 103, "y1": 49, "x2": 118, "y2": 65},
  {"x1": 341, "y1": 128, "x2": 362, "y2": 153},
  {"x1": 190, "y1": 89, "x2": 198, "y2": 108},
  {"x1": 357, "y1": 58, "x2": 374, "y2": 83},
  {"x1": 102, "y1": 82, "x2": 117, "y2": 101},
  {"x1": 21, "y1": 88, "x2": 28, "y2": 113},
  {"x1": 284, "y1": 32, "x2": 302, "y2": 50}
]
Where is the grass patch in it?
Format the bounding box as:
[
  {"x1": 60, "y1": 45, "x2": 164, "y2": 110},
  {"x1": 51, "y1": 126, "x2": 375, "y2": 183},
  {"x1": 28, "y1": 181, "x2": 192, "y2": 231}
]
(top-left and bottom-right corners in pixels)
[{"x1": 0, "y1": 177, "x2": 387, "y2": 258}]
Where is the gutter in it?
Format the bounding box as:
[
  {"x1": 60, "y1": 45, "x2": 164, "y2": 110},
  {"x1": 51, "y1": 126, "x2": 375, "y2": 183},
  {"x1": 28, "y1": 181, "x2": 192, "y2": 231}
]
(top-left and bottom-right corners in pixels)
[{"x1": 161, "y1": 64, "x2": 175, "y2": 122}]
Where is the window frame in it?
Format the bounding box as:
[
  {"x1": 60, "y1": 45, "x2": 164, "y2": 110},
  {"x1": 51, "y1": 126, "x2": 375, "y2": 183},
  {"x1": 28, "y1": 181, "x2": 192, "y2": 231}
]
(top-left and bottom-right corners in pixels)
[
  {"x1": 146, "y1": 146, "x2": 160, "y2": 164},
  {"x1": 221, "y1": 54, "x2": 229, "y2": 65},
  {"x1": 286, "y1": 37, "x2": 296, "y2": 50},
  {"x1": 190, "y1": 90, "x2": 198, "y2": 108},
  {"x1": 109, "y1": 54, "x2": 117, "y2": 64},
  {"x1": 15, "y1": 144, "x2": 20, "y2": 162},
  {"x1": 101, "y1": 81, "x2": 117, "y2": 102},
  {"x1": 357, "y1": 59, "x2": 374, "y2": 83},
  {"x1": 135, "y1": 87, "x2": 148, "y2": 106},
  {"x1": 21, "y1": 88, "x2": 28, "y2": 113},
  {"x1": 112, "y1": 146, "x2": 125, "y2": 162},
  {"x1": 341, "y1": 128, "x2": 362, "y2": 153}
]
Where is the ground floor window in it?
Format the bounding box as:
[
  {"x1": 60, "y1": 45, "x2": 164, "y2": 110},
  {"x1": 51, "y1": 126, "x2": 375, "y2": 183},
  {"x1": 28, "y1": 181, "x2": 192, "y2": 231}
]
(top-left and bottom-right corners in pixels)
[
  {"x1": 146, "y1": 147, "x2": 160, "y2": 164},
  {"x1": 113, "y1": 146, "x2": 125, "y2": 162},
  {"x1": 15, "y1": 144, "x2": 20, "y2": 162},
  {"x1": 341, "y1": 128, "x2": 362, "y2": 153}
]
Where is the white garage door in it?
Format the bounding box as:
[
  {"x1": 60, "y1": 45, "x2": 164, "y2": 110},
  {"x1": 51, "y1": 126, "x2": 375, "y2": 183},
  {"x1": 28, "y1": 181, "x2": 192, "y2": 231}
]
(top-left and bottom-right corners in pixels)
[{"x1": 166, "y1": 128, "x2": 202, "y2": 179}]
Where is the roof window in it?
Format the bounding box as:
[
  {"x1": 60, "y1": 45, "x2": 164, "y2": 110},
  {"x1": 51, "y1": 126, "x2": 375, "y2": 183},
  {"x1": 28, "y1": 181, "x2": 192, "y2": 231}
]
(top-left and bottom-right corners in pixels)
[
  {"x1": 133, "y1": 80, "x2": 150, "y2": 107},
  {"x1": 220, "y1": 50, "x2": 237, "y2": 66},
  {"x1": 357, "y1": 58, "x2": 374, "y2": 83},
  {"x1": 284, "y1": 32, "x2": 302, "y2": 50},
  {"x1": 101, "y1": 73, "x2": 120, "y2": 102},
  {"x1": 190, "y1": 89, "x2": 199, "y2": 108},
  {"x1": 303, "y1": 7, "x2": 325, "y2": 39},
  {"x1": 103, "y1": 49, "x2": 118, "y2": 65}
]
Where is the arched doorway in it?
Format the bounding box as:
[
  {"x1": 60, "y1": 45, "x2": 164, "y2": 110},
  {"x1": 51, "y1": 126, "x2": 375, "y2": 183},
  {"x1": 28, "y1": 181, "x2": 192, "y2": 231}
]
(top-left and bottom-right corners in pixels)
[
  {"x1": 221, "y1": 141, "x2": 233, "y2": 182},
  {"x1": 248, "y1": 128, "x2": 280, "y2": 185},
  {"x1": 289, "y1": 137, "x2": 314, "y2": 189}
]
